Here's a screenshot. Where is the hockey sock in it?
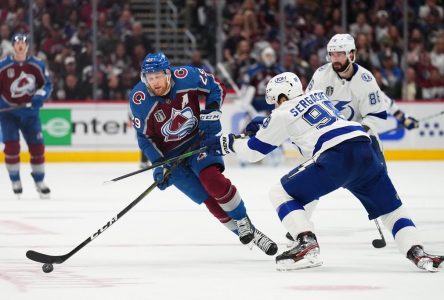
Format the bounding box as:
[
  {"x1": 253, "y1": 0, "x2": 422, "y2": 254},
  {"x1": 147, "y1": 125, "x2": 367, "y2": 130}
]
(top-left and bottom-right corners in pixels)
[
  {"x1": 269, "y1": 182, "x2": 314, "y2": 238},
  {"x1": 5, "y1": 141, "x2": 20, "y2": 181},
  {"x1": 199, "y1": 165, "x2": 247, "y2": 220},
  {"x1": 29, "y1": 144, "x2": 45, "y2": 182},
  {"x1": 380, "y1": 206, "x2": 422, "y2": 254}
]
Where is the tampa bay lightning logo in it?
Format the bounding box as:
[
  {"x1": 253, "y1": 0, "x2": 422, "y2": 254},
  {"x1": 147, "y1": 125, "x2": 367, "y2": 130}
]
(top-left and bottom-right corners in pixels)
[
  {"x1": 333, "y1": 100, "x2": 355, "y2": 121},
  {"x1": 161, "y1": 107, "x2": 198, "y2": 142},
  {"x1": 361, "y1": 73, "x2": 373, "y2": 82}
]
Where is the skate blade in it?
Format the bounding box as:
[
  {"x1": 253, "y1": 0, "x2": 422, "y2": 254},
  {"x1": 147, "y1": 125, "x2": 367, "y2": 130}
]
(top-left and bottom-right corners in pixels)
[
  {"x1": 39, "y1": 193, "x2": 51, "y2": 200},
  {"x1": 15, "y1": 194, "x2": 22, "y2": 200},
  {"x1": 276, "y1": 258, "x2": 323, "y2": 271},
  {"x1": 276, "y1": 251, "x2": 322, "y2": 271}
]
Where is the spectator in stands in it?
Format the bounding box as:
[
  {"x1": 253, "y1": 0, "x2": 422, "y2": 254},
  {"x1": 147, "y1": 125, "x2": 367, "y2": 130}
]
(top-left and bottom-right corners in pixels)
[
  {"x1": 98, "y1": 21, "x2": 119, "y2": 56},
  {"x1": 124, "y1": 21, "x2": 152, "y2": 58},
  {"x1": 69, "y1": 21, "x2": 90, "y2": 54},
  {"x1": 430, "y1": 32, "x2": 444, "y2": 76},
  {"x1": 374, "y1": 10, "x2": 390, "y2": 43},
  {"x1": 379, "y1": 51, "x2": 403, "y2": 99},
  {"x1": 403, "y1": 67, "x2": 420, "y2": 101},
  {"x1": 0, "y1": 24, "x2": 13, "y2": 58},
  {"x1": 349, "y1": 12, "x2": 372, "y2": 37}
]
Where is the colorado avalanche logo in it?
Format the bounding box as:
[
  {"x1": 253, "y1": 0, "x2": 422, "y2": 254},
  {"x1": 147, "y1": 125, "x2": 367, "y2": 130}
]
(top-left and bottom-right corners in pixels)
[
  {"x1": 161, "y1": 107, "x2": 198, "y2": 142},
  {"x1": 132, "y1": 91, "x2": 145, "y2": 105},
  {"x1": 10, "y1": 71, "x2": 36, "y2": 97},
  {"x1": 174, "y1": 68, "x2": 188, "y2": 79}
]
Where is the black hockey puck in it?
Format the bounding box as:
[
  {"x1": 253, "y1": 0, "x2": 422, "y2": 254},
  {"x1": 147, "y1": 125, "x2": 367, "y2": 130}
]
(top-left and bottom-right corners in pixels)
[
  {"x1": 42, "y1": 263, "x2": 54, "y2": 273},
  {"x1": 372, "y1": 239, "x2": 386, "y2": 248}
]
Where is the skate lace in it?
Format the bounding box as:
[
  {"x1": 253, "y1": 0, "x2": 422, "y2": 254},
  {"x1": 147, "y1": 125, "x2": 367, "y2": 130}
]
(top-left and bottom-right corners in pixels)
[
  {"x1": 254, "y1": 229, "x2": 274, "y2": 251},
  {"x1": 237, "y1": 217, "x2": 253, "y2": 238}
]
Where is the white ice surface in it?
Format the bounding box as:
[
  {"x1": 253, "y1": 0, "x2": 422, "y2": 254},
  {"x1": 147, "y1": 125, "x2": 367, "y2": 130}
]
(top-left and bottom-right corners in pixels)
[{"x1": 1, "y1": 161, "x2": 443, "y2": 300}]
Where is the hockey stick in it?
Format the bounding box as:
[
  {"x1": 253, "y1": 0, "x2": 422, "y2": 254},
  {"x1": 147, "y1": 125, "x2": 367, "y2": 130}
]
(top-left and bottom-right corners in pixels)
[
  {"x1": 105, "y1": 134, "x2": 248, "y2": 183},
  {"x1": 217, "y1": 62, "x2": 257, "y2": 118},
  {"x1": 0, "y1": 103, "x2": 31, "y2": 112},
  {"x1": 379, "y1": 110, "x2": 444, "y2": 135},
  {"x1": 372, "y1": 219, "x2": 386, "y2": 248},
  {"x1": 26, "y1": 180, "x2": 158, "y2": 268},
  {"x1": 26, "y1": 138, "x2": 205, "y2": 272},
  {"x1": 104, "y1": 146, "x2": 208, "y2": 183}
]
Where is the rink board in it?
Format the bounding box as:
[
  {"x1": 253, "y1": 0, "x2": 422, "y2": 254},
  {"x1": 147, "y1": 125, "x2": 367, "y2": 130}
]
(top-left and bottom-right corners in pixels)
[{"x1": 0, "y1": 101, "x2": 443, "y2": 162}]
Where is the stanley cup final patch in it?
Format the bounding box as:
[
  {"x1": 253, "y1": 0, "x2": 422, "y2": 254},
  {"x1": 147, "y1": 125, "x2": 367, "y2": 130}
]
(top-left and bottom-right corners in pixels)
[
  {"x1": 326, "y1": 86, "x2": 334, "y2": 96},
  {"x1": 154, "y1": 110, "x2": 166, "y2": 122}
]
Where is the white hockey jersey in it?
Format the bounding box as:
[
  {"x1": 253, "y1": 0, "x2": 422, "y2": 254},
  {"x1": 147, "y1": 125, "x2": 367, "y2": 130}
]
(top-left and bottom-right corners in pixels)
[
  {"x1": 232, "y1": 90, "x2": 369, "y2": 162},
  {"x1": 307, "y1": 63, "x2": 389, "y2": 134}
]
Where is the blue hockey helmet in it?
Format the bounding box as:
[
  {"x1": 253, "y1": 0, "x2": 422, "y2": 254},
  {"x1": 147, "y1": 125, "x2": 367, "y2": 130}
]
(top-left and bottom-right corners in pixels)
[
  {"x1": 11, "y1": 33, "x2": 30, "y2": 45},
  {"x1": 141, "y1": 52, "x2": 171, "y2": 74}
]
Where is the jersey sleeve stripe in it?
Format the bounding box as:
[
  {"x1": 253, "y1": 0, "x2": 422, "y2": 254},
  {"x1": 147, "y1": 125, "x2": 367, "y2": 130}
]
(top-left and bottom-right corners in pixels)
[
  {"x1": 366, "y1": 111, "x2": 388, "y2": 120},
  {"x1": 312, "y1": 125, "x2": 365, "y2": 156},
  {"x1": 247, "y1": 137, "x2": 277, "y2": 155}
]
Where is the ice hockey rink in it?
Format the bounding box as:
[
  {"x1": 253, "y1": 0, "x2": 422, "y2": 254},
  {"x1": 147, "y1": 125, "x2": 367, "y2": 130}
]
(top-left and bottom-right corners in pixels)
[{"x1": 1, "y1": 161, "x2": 443, "y2": 300}]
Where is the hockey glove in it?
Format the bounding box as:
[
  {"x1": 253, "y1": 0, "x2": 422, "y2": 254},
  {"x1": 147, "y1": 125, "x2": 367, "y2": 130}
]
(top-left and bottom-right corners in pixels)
[
  {"x1": 394, "y1": 110, "x2": 419, "y2": 130},
  {"x1": 153, "y1": 166, "x2": 172, "y2": 190},
  {"x1": 31, "y1": 95, "x2": 45, "y2": 109},
  {"x1": 199, "y1": 109, "x2": 222, "y2": 138},
  {"x1": 245, "y1": 116, "x2": 266, "y2": 136},
  {"x1": 201, "y1": 134, "x2": 235, "y2": 156}
]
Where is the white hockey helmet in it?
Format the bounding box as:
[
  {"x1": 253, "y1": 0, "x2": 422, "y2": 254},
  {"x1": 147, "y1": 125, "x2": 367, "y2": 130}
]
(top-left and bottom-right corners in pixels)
[
  {"x1": 326, "y1": 33, "x2": 356, "y2": 62},
  {"x1": 265, "y1": 72, "x2": 303, "y2": 105}
]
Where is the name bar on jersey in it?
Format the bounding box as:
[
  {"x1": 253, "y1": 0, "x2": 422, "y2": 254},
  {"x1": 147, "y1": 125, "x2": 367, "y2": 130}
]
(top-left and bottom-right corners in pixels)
[{"x1": 290, "y1": 91, "x2": 329, "y2": 117}]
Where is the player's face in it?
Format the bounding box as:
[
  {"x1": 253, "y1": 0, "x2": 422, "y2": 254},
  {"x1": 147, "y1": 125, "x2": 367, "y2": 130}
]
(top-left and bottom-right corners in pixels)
[
  {"x1": 145, "y1": 70, "x2": 170, "y2": 96},
  {"x1": 13, "y1": 41, "x2": 29, "y2": 56},
  {"x1": 329, "y1": 51, "x2": 349, "y2": 72}
]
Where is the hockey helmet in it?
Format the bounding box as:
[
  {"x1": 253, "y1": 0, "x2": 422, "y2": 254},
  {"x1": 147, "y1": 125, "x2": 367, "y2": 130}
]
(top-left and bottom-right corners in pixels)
[
  {"x1": 265, "y1": 72, "x2": 303, "y2": 105},
  {"x1": 141, "y1": 52, "x2": 171, "y2": 74},
  {"x1": 326, "y1": 33, "x2": 356, "y2": 62},
  {"x1": 11, "y1": 33, "x2": 30, "y2": 45}
]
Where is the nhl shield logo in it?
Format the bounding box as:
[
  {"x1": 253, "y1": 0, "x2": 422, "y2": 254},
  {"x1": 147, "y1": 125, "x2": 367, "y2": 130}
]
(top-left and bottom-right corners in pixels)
[
  {"x1": 154, "y1": 110, "x2": 166, "y2": 122},
  {"x1": 7, "y1": 68, "x2": 15, "y2": 78},
  {"x1": 326, "y1": 86, "x2": 334, "y2": 96}
]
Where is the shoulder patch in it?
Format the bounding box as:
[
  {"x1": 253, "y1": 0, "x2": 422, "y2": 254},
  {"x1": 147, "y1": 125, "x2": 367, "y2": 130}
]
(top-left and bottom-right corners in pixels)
[
  {"x1": 307, "y1": 79, "x2": 314, "y2": 91},
  {"x1": 318, "y1": 65, "x2": 327, "y2": 71},
  {"x1": 263, "y1": 115, "x2": 272, "y2": 128},
  {"x1": 132, "y1": 90, "x2": 146, "y2": 105},
  {"x1": 361, "y1": 73, "x2": 373, "y2": 82},
  {"x1": 174, "y1": 68, "x2": 188, "y2": 79}
]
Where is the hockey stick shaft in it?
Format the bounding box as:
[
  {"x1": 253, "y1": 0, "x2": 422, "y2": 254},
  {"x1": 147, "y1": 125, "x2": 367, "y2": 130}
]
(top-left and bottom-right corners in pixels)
[
  {"x1": 26, "y1": 181, "x2": 158, "y2": 264},
  {"x1": 26, "y1": 137, "x2": 205, "y2": 265},
  {"x1": 0, "y1": 103, "x2": 31, "y2": 112},
  {"x1": 105, "y1": 134, "x2": 247, "y2": 183},
  {"x1": 105, "y1": 146, "x2": 208, "y2": 183},
  {"x1": 379, "y1": 110, "x2": 444, "y2": 135}
]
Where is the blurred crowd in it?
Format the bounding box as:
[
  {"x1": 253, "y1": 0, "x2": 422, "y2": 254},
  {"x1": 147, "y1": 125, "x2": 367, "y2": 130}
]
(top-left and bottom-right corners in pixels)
[
  {"x1": 221, "y1": 0, "x2": 444, "y2": 100},
  {"x1": 0, "y1": 0, "x2": 443, "y2": 101},
  {"x1": 0, "y1": 0, "x2": 150, "y2": 101}
]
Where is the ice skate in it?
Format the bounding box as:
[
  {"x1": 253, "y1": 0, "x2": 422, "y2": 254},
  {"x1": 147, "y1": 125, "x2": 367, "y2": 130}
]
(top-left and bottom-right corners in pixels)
[
  {"x1": 407, "y1": 245, "x2": 444, "y2": 272},
  {"x1": 285, "y1": 232, "x2": 296, "y2": 248},
  {"x1": 276, "y1": 231, "x2": 322, "y2": 271},
  {"x1": 35, "y1": 181, "x2": 51, "y2": 199},
  {"x1": 236, "y1": 216, "x2": 255, "y2": 245},
  {"x1": 253, "y1": 228, "x2": 278, "y2": 256},
  {"x1": 12, "y1": 181, "x2": 23, "y2": 198}
]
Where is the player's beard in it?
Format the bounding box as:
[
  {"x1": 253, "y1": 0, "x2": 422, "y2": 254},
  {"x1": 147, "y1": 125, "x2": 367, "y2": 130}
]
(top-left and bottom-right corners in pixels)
[{"x1": 332, "y1": 59, "x2": 350, "y2": 73}]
